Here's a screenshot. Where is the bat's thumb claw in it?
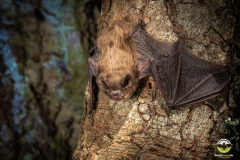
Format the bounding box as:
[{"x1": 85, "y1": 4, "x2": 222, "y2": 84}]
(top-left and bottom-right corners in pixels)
[{"x1": 150, "y1": 58, "x2": 155, "y2": 62}]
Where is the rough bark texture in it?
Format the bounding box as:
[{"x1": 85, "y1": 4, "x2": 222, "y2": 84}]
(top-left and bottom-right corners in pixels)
[{"x1": 73, "y1": 0, "x2": 240, "y2": 159}]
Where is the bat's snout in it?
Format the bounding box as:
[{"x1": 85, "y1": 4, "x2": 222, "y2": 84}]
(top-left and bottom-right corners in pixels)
[{"x1": 110, "y1": 90, "x2": 123, "y2": 100}]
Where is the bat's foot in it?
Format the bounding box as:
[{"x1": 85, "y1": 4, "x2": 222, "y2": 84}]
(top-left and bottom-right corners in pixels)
[
  {"x1": 88, "y1": 41, "x2": 99, "y2": 56},
  {"x1": 168, "y1": 104, "x2": 177, "y2": 109},
  {"x1": 89, "y1": 109, "x2": 94, "y2": 115},
  {"x1": 129, "y1": 21, "x2": 145, "y2": 37}
]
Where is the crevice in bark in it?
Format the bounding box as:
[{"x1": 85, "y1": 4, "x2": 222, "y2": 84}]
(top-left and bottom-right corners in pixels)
[
  {"x1": 163, "y1": 0, "x2": 184, "y2": 37},
  {"x1": 179, "y1": 106, "x2": 194, "y2": 159}
]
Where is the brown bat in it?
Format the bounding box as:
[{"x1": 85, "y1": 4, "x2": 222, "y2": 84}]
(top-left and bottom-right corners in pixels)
[{"x1": 88, "y1": 20, "x2": 231, "y2": 111}]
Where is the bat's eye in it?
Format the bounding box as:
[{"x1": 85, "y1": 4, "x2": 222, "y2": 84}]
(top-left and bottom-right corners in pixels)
[
  {"x1": 122, "y1": 74, "x2": 131, "y2": 88},
  {"x1": 101, "y1": 77, "x2": 110, "y2": 90}
]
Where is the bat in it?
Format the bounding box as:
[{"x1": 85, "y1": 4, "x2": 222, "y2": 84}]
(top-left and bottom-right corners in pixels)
[{"x1": 88, "y1": 20, "x2": 231, "y2": 111}]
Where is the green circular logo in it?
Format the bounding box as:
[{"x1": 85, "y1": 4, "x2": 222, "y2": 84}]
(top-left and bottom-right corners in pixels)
[{"x1": 216, "y1": 139, "x2": 232, "y2": 154}]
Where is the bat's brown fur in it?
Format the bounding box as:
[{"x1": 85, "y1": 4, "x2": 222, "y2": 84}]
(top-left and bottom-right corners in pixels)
[{"x1": 96, "y1": 20, "x2": 139, "y2": 100}]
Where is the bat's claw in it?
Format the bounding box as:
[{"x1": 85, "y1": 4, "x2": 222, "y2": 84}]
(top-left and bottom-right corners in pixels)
[
  {"x1": 89, "y1": 109, "x2": 94, "y2": 115},
  {"x1": 89, "y1": 47, "x2": 94, "y2": 54},
  {"x1": 129, "y1": 21, "x2": 145, "y2": 37}
]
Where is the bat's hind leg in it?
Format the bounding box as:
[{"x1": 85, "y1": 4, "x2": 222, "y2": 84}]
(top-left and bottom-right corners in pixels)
[{"x1": 129, "y1": 21, "x2": 145, "y2": 36}]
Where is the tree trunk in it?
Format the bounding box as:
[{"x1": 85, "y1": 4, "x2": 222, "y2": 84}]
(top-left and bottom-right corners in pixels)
[{"x1": 73, "y1": 0, "x2": 240, "y2": 159}]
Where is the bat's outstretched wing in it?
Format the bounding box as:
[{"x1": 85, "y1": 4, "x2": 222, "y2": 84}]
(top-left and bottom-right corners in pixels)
[
  {"x1": 131, "y1": 24, "x2": 231, "y2": 108},
  {"x1": 88, "y1": 42, "x2": 99, "y2": 111}
]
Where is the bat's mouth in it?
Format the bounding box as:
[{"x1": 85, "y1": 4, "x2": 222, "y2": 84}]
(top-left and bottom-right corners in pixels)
[{"x1": 111, "y1": 94, "x2": 123, "y2": 100}]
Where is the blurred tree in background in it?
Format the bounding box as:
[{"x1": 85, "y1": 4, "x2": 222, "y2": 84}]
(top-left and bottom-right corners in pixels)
[{"x1": 0, "y1": 0, "x2": 101, "y2": 159}]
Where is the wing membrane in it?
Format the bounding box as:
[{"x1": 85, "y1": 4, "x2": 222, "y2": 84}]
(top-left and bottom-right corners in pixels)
[{"x1": 133, "y1": 27, "x2": 231, "y2": 108}]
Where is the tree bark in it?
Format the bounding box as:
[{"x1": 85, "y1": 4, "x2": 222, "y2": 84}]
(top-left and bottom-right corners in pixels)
[{"x1": 73, "y1": 0, "x2": 240, "y2": 159}]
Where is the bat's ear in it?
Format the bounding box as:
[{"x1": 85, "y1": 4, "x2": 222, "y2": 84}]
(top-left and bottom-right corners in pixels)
[
  {"x1": 138, "y1": 61, "x2": 151, "y2": 79},
  {"x1": 122, "y1": 74, "x2": 131, "y2": 87}
]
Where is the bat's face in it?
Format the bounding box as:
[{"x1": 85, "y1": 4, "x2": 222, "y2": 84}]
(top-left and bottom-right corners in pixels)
[{"x1": 97, "y1": 71, "x2": 138, "y2": 101}]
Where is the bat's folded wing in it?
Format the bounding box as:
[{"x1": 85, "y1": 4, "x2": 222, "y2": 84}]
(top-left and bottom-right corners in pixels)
[
  {"x1": 133, "y1": 28, "x2": 231, "y2": 108},
  {"x1": 171, "y1": 45, "x2": 231, "y2": 108},
  {"x1": 88, "y1": 53, "x2": 99, "y2": 111}
]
